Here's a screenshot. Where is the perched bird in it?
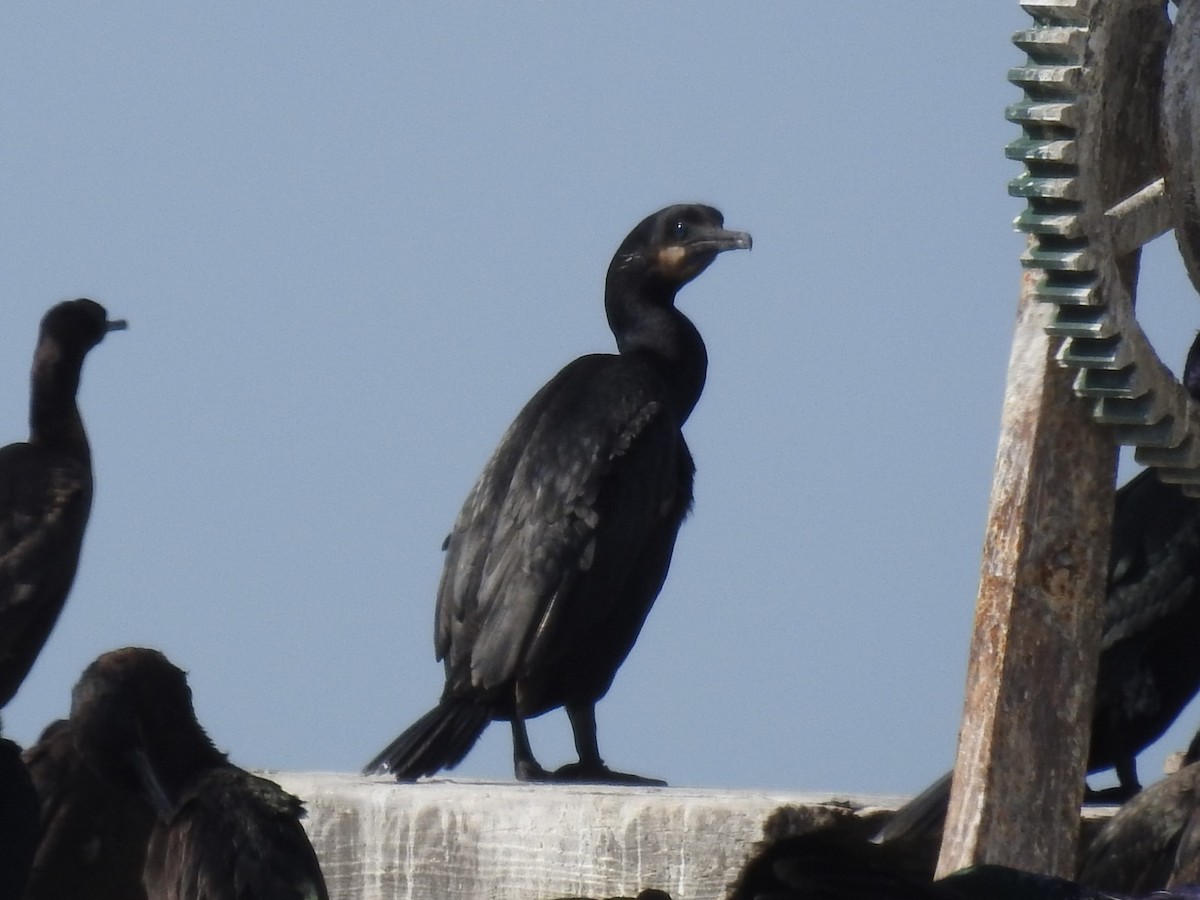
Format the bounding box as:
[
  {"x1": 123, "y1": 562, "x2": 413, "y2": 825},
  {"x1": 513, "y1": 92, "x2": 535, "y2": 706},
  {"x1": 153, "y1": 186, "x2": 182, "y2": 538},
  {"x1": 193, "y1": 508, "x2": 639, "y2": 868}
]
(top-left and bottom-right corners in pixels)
[
  {"x1": 877, "y1": 333, "x2": 1200, "y2": 854},
  {"x1": 0, "y1": 299, "x2": 125, "y2": 710},
  {"x1": 1076, "y1": 728, "x2": 1200, "y2": 894},
  {"x1": 364, "y1": 204, "x2": 751, "y2": 784},
  {"x1": 728, "y1": 827, "x2": 1141, "y2": 900},
  {"x1": 22, "y1": 718, "x2": 154, "y2": 900},
  {"x1": 69, "y1": 648, "x2": 328, "y2": 900},
  {"x1": 730, "y1": 827, "x2": 946, "y2": 900},
  {"x1": 0, "y1": 732, "x2": 39, "y2": 900},
  {"x1": 729, "y1": 827, "x2": 1200, "y2": 900}
]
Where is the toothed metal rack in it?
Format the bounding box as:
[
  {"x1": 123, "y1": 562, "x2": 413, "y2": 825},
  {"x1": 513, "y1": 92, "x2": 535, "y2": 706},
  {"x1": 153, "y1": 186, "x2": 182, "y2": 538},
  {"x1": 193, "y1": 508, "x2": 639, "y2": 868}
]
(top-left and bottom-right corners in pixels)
[{"x1": 1007, "y1": 0, "x2": 1200, "y2": 491}]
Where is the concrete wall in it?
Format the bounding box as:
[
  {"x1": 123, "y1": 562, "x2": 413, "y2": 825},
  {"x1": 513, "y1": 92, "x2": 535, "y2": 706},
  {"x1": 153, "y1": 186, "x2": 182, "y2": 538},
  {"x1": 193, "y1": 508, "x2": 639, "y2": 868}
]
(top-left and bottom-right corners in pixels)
[{"x1": 274, "y1": 775, "x2": 907, "y2": 900}]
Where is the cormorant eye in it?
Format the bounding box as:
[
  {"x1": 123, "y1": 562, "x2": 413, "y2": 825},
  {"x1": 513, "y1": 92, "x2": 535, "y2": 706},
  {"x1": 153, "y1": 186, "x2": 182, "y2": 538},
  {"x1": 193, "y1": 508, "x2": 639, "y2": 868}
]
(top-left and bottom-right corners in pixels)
[{"x1": 671, "y1": 221, "x2": 689, "y2": 241}]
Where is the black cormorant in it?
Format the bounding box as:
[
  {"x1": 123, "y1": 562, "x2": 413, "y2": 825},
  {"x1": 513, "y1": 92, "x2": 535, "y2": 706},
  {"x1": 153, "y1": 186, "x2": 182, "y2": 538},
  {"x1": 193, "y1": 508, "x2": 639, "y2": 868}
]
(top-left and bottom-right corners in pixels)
[
  {"x1": 729, "y1": 827, "x2": 1109, "y2": 900},
  {"x1": 22, "y1": 718, "x2": 154, "y2": 900},
  {"x1": 0, "y1": 732, "x2": 39, "y2": 900},
  {"x1": 0, "y1": 299, "x2": 125, "y2": 709},
  {"x1": 69, "y1": 647, "x2": 329, "y2": 900},
  {"x1": 730, "y1": 826, "x2": 1200, "y2": 900},
  {"x1": 1074, "y1": 727, "x2": 1200, "y2": 894},
  {"x1": 363, "y1": 204, "x2": 751, "y2": 784},
  {"x1": 877, "y1": 333, "x2": 1200, "y2": 855}
]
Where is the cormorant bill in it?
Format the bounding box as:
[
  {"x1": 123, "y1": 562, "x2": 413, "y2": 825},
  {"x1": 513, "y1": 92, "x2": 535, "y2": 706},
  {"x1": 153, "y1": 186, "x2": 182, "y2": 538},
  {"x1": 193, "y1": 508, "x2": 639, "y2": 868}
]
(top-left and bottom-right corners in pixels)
[
  {"x1": 0, "y1": 299, "x2": 125, "y2": 710},
  {"x1": 363, "y1": 204, "x2": 751, "y2": 785},
  {"x1": 68, "y1": 648, "x2": 329, "y2": 900},
  {"x1": 877, "y1": 330, "x2": 1200, "y2": 855},
  {"x1": 22, "y1": 718, "x2": 154, "y2": 900},
  {"x1": 0, "y1": 731, "x2": 39, "y2": 900}
]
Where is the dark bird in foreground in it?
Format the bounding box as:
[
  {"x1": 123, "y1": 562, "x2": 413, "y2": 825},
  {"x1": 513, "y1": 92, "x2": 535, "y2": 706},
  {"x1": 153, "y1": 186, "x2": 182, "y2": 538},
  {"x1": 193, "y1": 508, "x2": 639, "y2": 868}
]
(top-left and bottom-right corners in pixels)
[
  {"x1": 876, "y1": 332, "x2": 1200, "y2": 855},
  {"x1": 730, "y1": 827, "x2": 1189, "y2": 900},
  {"x1": 1078, "y1": 729, "x2": 1200, "y2": 894},
  {"x1": 0, "y1": 299, "x2": 125, "y2": 710},
  {"x1": 364, "y1": 205, "x2": 751, "y2": 784},
  {"x1": 69, "y1": 647, "x2": 328, "y2": 900},
  {"x1": 0, "y1": 733, "x2": 39, "y2": 900},
  {"x1": 22, "y1": 718, "x2": 154, "y2": 900}
]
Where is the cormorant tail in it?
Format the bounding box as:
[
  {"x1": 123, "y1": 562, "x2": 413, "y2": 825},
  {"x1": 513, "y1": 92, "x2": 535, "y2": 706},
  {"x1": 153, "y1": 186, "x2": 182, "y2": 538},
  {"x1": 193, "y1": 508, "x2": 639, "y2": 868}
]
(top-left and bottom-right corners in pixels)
[{"x1": 361, "y1": 700, "x2": 490, "y2": 779}]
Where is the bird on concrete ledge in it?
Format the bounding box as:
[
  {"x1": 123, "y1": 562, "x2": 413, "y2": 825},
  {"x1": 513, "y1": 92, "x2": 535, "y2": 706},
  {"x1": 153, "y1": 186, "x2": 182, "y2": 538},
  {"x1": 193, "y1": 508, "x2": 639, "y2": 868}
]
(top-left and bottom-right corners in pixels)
[
  {"x1": 364, "y1": 204, "x2": 751, "y2": 785},
  {"x1": 0, "y1": 730, "x2": 39, "y2": 900},
  {"x1": 69, "y1": 647, "x2": 329, "y2": 900},
  {"x1": 0, "y1": 299, "x2": 125, "y2": 711},
  {"x1": 21, "y1": 717, "x2": 155, "y2": 900},
  {"x1": 731, "y1": 826, "x2": 1200, "y2": 900}
]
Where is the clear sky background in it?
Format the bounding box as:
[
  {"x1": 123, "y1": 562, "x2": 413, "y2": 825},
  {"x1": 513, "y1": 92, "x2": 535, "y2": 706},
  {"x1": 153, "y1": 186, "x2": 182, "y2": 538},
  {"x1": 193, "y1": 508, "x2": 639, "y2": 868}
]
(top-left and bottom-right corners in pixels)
[{"x1": 3, "y1": 4, "x2": 1197, "y2": 796}]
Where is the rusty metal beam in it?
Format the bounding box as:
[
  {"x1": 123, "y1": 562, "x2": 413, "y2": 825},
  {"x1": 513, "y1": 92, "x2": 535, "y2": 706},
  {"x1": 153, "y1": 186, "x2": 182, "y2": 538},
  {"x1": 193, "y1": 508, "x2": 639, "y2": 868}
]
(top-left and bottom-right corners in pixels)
[
  {"x1": 936, "y1": 259, "x2": 1117, "y2": 878},
  {"x1": 936, "y1": 0, "x2": 1168, "y2": 875}
]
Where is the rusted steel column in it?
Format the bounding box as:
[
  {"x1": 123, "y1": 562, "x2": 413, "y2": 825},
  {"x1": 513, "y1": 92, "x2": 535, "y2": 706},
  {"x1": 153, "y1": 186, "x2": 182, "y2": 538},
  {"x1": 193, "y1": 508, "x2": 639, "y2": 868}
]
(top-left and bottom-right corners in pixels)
[{"x1": 936, "y1": 261, "x2": 1117, "y2": 878}]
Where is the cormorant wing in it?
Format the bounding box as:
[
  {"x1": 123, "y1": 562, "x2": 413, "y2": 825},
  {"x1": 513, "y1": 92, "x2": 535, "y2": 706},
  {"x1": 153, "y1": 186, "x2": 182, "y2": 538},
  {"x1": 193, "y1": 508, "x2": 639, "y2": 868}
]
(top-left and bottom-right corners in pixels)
[
  {"x1": 144, "y1": 769, "x2": 328, "y2": 900},
  {"x1": 21, "y1": 719, "x2": 155, "y2": 899},
  {"x1": 435, "y1": 354, "x2": 688, "y2": 692},
  {"x1": 1103, "y1": 469, "x2": 1200, "y2": 649},
  {"x1": 1078, "y1": 762, "x2": 1200, "y2": 893},
  {"x1": 0, "y1": 443, "x2": 89, "y2": 708},
  {"x1": 0, "y1": 735, "x2": 38, "y2": 900},
  {"x1": 1168, "y1": 770, "x2": 1200, "y2": 887}
]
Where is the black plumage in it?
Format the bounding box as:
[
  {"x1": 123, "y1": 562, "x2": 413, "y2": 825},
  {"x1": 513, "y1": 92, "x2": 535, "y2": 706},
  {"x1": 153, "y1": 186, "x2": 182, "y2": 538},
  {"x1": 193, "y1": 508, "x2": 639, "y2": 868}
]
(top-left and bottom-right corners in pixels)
[
  {"x1": 69, "y1": 648, "x2": 328, "y2": 900},
  {"x1": 0, "y1": 733, "x2": 39, "y2": 900},
  {"x1": 364, "y1": 204, "x2": 750, "y2": 784},
  {"x1": 1077, "y1": 747, "x2": 1200, "y2": 893},
  {"x1": 0, "y1": 299, "x2": 125, "y2": 710},
  {"x1": 877, "y1": 333, "x2": 1200, "y2": 854},
  {"x1": 730, "y1": 828, "x2": 948, "y2": 900},
  {"x1": 729, "y1": 827, "x2": 1147, "y2": 900},
  {"x1": 1090, "y1": 464, "x2": 1200, "y2": 797},
  {"x1": 22, "y1": 718, "x2": 154, "y2": 900}
]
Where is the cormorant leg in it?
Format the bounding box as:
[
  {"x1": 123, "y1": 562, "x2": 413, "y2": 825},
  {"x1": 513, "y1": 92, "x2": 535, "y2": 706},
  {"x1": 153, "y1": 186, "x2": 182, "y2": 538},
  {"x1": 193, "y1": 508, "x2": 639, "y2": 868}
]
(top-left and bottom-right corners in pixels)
[
  {"x1": 549, "y1": 703, "x2": 667, "y2": 786},
  {"x1": 1084, "y1": 757, "x2": 1141, "y2": 804},
  {"x1": 511, "y1": 716, "x2": 550, "y2": 782},
  {"x1": 569, "y1": 702, "x2": 604, "y2": 769},
  {"x1": 1114, "y1": 756, "x2": 1141, "y2": 798}
]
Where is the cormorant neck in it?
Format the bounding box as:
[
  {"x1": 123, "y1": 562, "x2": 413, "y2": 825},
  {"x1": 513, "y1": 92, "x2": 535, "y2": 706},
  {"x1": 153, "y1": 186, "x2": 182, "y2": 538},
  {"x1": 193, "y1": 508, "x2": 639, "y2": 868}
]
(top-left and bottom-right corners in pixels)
[
  {"x1": 141, "y1": 718, "x2": 228, "y2": 815},
  {"x1": 28, "y1": 337, "x2": 91, "y2": 463},
  {"x1": 606, "y1": 275, "x2": 708, "y2": 421}
]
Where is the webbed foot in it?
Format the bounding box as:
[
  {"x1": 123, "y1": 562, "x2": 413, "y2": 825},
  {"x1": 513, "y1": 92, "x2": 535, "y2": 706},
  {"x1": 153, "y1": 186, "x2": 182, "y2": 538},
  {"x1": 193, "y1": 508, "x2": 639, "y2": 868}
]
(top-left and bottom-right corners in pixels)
[{"x1": 550, "y1": 762, "x2": 667, "y2": 787}]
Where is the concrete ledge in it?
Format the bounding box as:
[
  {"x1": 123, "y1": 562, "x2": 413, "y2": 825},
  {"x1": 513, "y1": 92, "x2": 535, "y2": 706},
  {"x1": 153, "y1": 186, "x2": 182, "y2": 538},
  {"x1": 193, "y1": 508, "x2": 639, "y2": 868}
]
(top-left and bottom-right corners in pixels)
[{"x1": 273, "y1": 774, "x2": 909, "y2": 900}]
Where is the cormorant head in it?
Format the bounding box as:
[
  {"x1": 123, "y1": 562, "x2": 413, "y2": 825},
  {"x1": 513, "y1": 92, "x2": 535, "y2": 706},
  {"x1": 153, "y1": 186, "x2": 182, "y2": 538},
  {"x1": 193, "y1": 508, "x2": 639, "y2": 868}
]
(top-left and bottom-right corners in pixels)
[
  {"x1": 69, "y1": 648, "x2": 202, "y2": 818},
  {"x1": 39, "y1": 299, "x2": 127, "y2": 357},
  {"x1": 608, "y1": 204, "x2": 752, "y2": 294}
]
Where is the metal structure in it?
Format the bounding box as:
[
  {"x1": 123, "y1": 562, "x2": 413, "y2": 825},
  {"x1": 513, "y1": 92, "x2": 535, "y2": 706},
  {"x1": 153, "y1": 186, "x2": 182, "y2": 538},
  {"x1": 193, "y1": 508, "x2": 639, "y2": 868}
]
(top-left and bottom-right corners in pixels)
[
  {"x1": 939, "y1": 0, "x2": 1197, "y2": 878},
  {"x1": 1012, "y1": 0, "x2": 1195, "y2": 484}
]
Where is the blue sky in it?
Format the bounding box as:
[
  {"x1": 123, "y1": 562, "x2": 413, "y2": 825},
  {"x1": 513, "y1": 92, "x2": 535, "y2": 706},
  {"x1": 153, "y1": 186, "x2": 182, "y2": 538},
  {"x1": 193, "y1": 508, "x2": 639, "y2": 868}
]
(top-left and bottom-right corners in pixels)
[{"x1": 3, "y1": 4, "x2": 1197, "y2": 795}]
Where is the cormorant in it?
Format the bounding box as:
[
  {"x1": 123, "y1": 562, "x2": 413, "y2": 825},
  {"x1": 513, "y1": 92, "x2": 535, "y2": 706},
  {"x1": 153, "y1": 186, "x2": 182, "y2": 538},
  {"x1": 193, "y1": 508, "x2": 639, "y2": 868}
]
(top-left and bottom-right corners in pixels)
[
  {"x1": 1077, "y1": 755, "x2": 1199, "y2": 893},
  {"x1": 728, "y1": 827, "x2": 1144, "y2": 900},
  {"x1": 364, "y1": 204, "x2": 751, "y2": 784},
  {"x1": 69, "y1": 647, "x2": 329, "y2": 900},
  {"x1": 877, "y1": 333, "x2": 1200, "y2": 853},
  {"x1": 0, "y1": 732, "x2": 39, "y2": 900},
  {"x1": 22, "y1": 718, "x2": 154, "y2": 900},
  {"x1": 0, "y1": 299, "x2": 125, "y2": 709}
]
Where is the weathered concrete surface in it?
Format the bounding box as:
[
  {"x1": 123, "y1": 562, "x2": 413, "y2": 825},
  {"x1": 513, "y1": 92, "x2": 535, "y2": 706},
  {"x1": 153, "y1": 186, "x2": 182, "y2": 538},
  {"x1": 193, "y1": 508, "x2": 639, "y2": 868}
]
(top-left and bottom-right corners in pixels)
[{"x1": 272, "y1": 774, "x2": 906, "y2": 900}]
